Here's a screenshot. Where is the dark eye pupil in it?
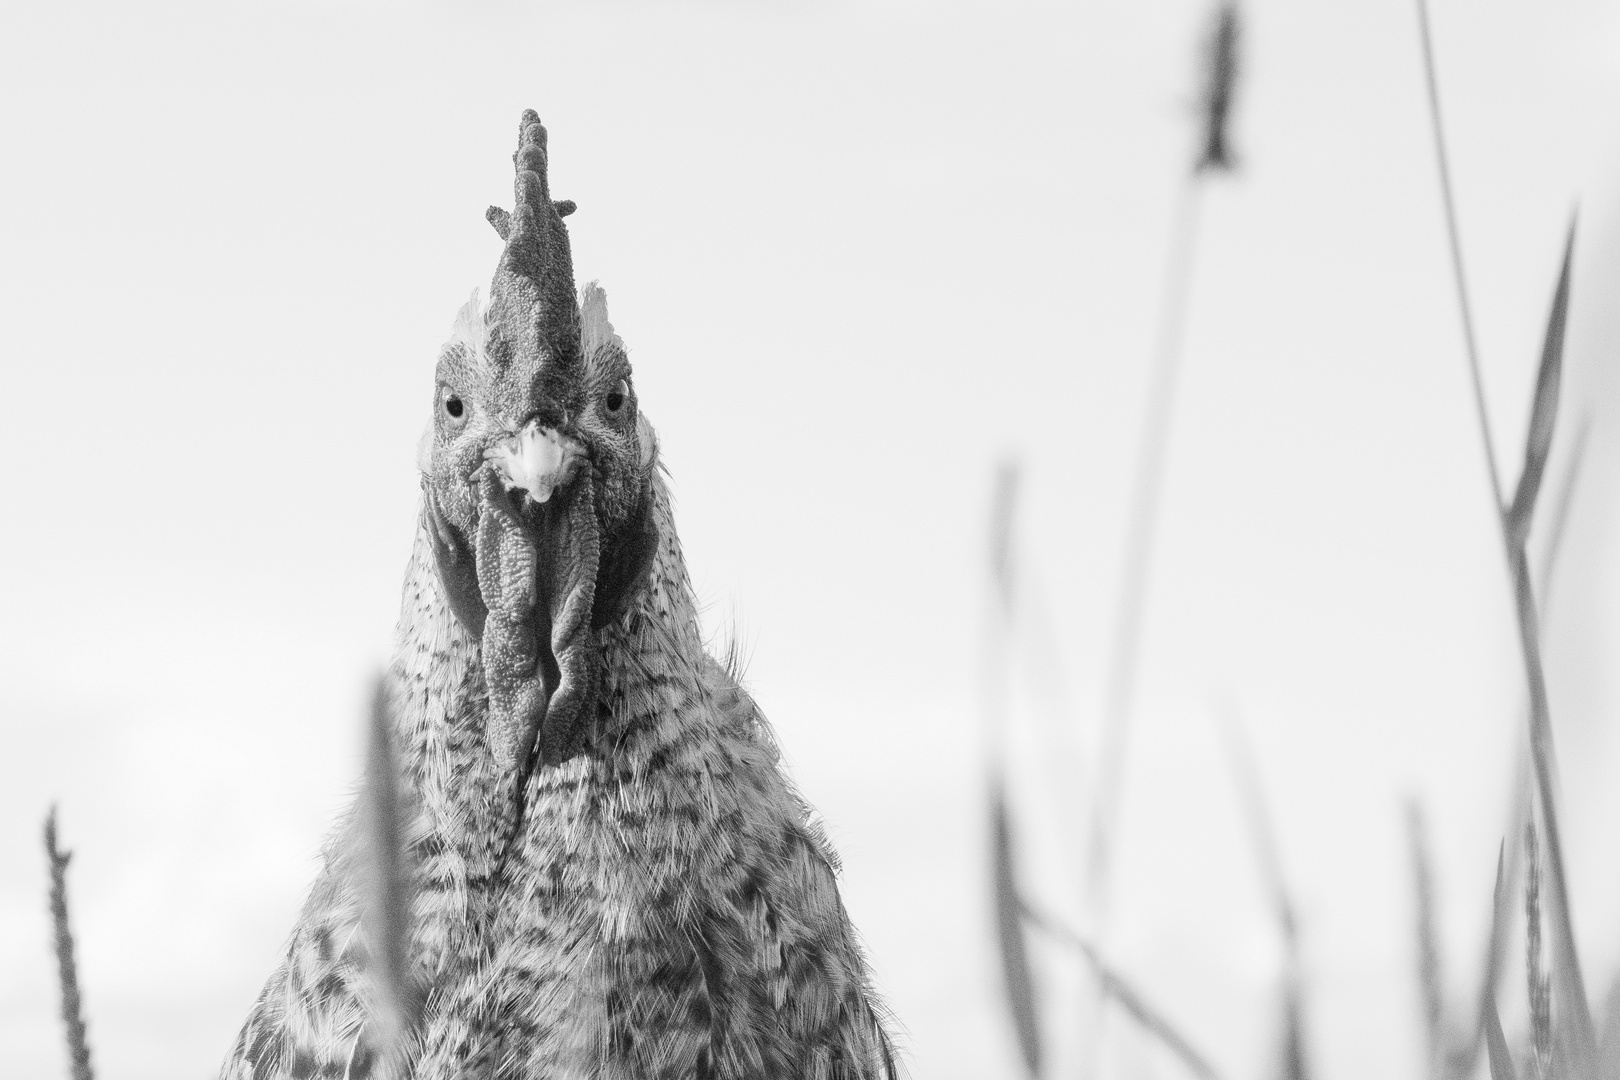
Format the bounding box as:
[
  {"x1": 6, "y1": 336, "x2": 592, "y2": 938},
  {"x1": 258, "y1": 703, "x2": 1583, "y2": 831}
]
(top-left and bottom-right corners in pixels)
[
  {"x1": 445, "y1": 396, "x2": 464, "y2": 419},
  {"x1": 605, "y1": 391, "x2": 625, "y2": 412}
]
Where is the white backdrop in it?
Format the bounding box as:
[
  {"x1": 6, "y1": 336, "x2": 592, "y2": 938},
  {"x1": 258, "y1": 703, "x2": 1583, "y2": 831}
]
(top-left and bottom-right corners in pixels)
[{"x1": 4, "y1": 1, "x2": 1620, "y2": 1077}]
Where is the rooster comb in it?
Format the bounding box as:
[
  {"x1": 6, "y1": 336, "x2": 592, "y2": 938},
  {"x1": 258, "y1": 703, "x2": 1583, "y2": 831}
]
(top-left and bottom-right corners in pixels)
[{"x1": 482, "y1": 111, "x2": 581, "y2": 369}]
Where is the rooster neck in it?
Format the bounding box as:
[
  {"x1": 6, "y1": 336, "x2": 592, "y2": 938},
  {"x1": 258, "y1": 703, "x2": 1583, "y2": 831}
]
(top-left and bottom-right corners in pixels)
[{"x1": 589, "y1": 470, "x2": 712, "y2": 751}]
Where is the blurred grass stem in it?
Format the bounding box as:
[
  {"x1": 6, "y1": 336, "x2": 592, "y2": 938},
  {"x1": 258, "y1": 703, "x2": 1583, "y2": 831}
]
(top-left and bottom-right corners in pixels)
[
  {"x1": 993, "y1": 780, "x2": 1045, "y2": 1077},
  {"x1": 983, "y1": 462, "x2": 1045, "y2": 1076},
  {"x1": 1215, "y1": 702, "x2": 1313, "y2": 1078},
  {"x1": 361, "y1": 676, "x2": 421, "y2": 1060},
  {"x1": 1090, "y1": 177, "x2": 1206, "y2": 913},
  {"x1": 44, "y1": 807, "x2": 95, "y2": 1080},
  {"x1": 1415, "y1": 0, "x2": 1502, "y2": 509},
  {"x1": 1415, "y1": 0, "x2": 1590, "y2": 1066},
  {"x1": 1407, "y1": 800, "x2": 1446, "y2": 1076},
  {"x1": 1022, "y1": 902, "x2": 1227, "y2": 1080},
  {"x1": 1502, "y1": 229, "x2": 1592, "y2": 1069}
]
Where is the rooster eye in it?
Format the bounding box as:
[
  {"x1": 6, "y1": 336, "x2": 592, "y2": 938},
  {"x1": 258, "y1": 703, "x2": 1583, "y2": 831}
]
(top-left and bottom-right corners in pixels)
[
  {"x1": 603, "y1": 379, "x2": 629, "y2": 416},
  {"x1": 443, "y1": 393, "x2": 465, "y2": 421}
]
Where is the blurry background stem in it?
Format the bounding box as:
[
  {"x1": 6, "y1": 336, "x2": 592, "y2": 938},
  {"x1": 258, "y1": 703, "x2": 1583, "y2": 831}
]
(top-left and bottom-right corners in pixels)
[
  {"x1": 1088, "y1": 175, "x2": 1207, "y2": 927},
  {"x1": 1415, "y1": 0, "x2": 1501, "y2": 509},
  {"x1": 1416, "y1": 0, "x2": 1593, "y2": 1064},
  {"x1": 983, "y1": 461, "x2": 1045, "y2": 1077},
  {"x1": 1086, "y1": 9, "x2": 1240, "y2": 1077},
  {"x1": 45, "y1": 808, "x2": 95, "y2": 1080},
  {"x1": 1088, "y1": 0, "x2": 1240, "y2": 927}
]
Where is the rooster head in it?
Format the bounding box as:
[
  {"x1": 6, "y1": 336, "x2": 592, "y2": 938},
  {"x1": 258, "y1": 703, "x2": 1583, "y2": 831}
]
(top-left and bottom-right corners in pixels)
[{"x1": 417, "y1": 111, "x2": 658, "y2": 772}]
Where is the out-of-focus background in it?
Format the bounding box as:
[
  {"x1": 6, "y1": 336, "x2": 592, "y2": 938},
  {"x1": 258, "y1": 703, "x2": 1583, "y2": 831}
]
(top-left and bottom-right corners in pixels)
[{"x1": 4, "y1": 1, "x2": 1620, "y2": 1077}]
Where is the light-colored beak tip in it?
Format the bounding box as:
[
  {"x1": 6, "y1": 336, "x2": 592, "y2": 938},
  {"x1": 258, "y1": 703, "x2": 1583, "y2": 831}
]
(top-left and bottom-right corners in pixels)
[{"x1": 487, "y1": 421, "x2": 580, "y2": 504}]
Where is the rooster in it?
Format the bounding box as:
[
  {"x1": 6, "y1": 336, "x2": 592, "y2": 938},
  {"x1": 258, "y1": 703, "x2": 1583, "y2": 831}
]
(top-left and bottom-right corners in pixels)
[{"x1": 220, "y1": 111, "x2": 898, "y2": 1080}]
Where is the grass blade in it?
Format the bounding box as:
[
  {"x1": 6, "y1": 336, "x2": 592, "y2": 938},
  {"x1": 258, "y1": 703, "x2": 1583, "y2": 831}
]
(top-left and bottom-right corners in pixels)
[
  {"x1": 1537, "y1": 413, "x2": 1591, "y2": 622},
  {"x1": 989, "y1": 461, "x2": 1019, "y2": 618},
  {"x1": 1415, "y1": 16, "x2": 1587, "y2": 1060},
  {"x1": 1022, "y1": 903, "x2": 1226, "y2": 1080},
  {"x1": 1526, "y1": 821, "x2": 1552, "y2": 1077},
  {"x1": 360, "y1": 676, "x2": 421, "y2": 1057},
  {"x1": 1412, "y1": 64, "x2": 1589, "y2": 1067},
  {"x1": 1278, "y1": 968, "x2": 1312, "y2": 1080},
  {"x1": 1407, "y1": 798, "x2": 1447, "y2": 1077},
  {"x1": 990, "y1": 779, "x2": 1043, "y2": 1077},
  {"x1": 981, "y1": 460, "x2": 1019, "y2": 776},
  {"x1": 1594, "y1": 976, "x2": 1620, "y2": 1078},
  {"x1": 1450, "y1": 840, "x2": 1522, "y2": 1080},
  {"x1": 44, "y1": 807, "x2": 95, "y2": 1080},
  {"x1": 1449, "y1": 407, "x2": 1584, "y2": 1080},
  {"x1": 1088, "y1": 178, "x2": 1202, "y2": 909},
  {"x1": 1415, "y1": 0, "x2": 1503, "y2": 509},
  {"x1": 1501, "y1": 219, "x2": 1595, "y2": 1075},
  {"x1": 980, "y1": 462, "x2": 1040, "y2": 1076},
  {"x1": 1485, "y1": 990, "x2": 1519, "y2": 1080},
  {"x1": 1505, "y1": 220, "x2": 1576, "y2": 553},
  {"x1": 1092, "y1": 0, "x2": 1242, "y2": 904},
  {"x1": 1214, "y1": 703, "x2": 1313, "y2": 1080}
]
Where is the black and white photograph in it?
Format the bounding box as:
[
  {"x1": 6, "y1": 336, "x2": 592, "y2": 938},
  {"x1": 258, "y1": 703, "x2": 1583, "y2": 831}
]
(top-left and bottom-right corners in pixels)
[{"x1": 6, "y1": 2, "x2": 1620, "y2": 1078}]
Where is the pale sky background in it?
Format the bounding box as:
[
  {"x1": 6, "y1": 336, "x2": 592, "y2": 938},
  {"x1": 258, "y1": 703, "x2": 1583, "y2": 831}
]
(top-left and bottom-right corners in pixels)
[{"x1": 5, "y1": 1, "x2": 1620, "y2": 1078}]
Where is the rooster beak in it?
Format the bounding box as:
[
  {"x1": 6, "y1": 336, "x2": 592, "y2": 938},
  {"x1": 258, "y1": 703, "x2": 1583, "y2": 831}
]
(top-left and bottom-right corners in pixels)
[{"x1": 485, "y1": 420, "x2": 584, "y2": 505}]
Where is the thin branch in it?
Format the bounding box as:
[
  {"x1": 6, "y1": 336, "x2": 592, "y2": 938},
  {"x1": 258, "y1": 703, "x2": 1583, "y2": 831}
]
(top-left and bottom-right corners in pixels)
[{"x1": 44, "y1": 807, "x2": 94, "y2": 1080}]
